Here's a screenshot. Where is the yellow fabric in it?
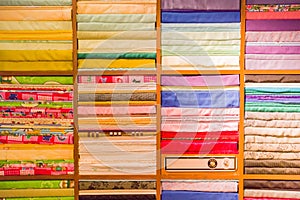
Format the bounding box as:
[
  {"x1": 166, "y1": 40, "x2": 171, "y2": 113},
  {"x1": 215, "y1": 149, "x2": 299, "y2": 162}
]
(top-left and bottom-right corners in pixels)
[
  {"x1": 0, "y1": 61, "x2": 73, "y2": 71},
  {"x1": 0, "y1": 189, "x2": 74, "y2": 197},
  {"x1": 0, "y1": 21, "x2": 72, "y2": 31},
  {"x1": 78, "y1": 117, "x2": 156, "y2": 125},
  {"x1": 78, "y1": 59, "x2": 155, "y2": 69},
  {"x1": 77, "y1": 2, "x2": 156, "y2": 14},
  {"x1": 0, "y1": 50, "x2": 72, "y2": 61},
  {"x1": 0, "y1": 31, "x2": 72, "y2": 40},
  {"x1": 0, "y1": 6, "x2": 72, "y2": 21},
  {"x1": 0, "y1": 144, "x2": 73, "y2": 160},
  {"x1": 77, "y1": 31, "x2": 156, "y2": 40},
  {"x1": 0, "y1": 42, "x2": 72, "y2": 50}
]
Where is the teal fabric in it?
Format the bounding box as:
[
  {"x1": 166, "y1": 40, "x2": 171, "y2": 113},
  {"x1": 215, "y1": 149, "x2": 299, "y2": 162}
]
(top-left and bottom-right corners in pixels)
[{"x1": 246, "y1": 87, "x2": 300, "y2": 94}]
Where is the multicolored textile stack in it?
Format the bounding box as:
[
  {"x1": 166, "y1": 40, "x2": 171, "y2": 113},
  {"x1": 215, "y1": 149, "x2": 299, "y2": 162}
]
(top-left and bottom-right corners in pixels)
[
  {"x1": 245, "y1": 0, "x2": 300, "y2": 70},
  {"x1": 161, "y1": 0, "x2": 241, "y2": 71},
  {"x1": 244, "y1": 74, "x2": 300, "y2": 174},
  {"x1": 0, "y1": 0, "x2": 73, "y2": 72},
  {"x1": 78, "y1": 75, "x2": 157, "y2": 175},
  {"x1": 0, "y1": 180, "x2": 74, "y2": 200},
  {"x1": 161, "y1": 75, "x2": 240, "y2": 155},
  {"x1": 244, "y1": 180, "x2": 300, "y2": 199},
  {"x1": 0, "y1": 76, "x2": 74, "y2": 176},
  {"x1": 162, "y1": 180, "x2": 239, "y2": 200},
  {"x1": 79, "y1": 180, "x2": 156, "y2": 200},
  {"x1": 77, "y1": 0, "x2": 157, "y2": 71}
]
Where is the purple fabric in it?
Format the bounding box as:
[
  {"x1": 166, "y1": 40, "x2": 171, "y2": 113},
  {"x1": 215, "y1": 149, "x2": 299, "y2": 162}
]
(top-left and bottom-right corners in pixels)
[
  {"x1": 247, "y1": 0, "x2": 300, "y2": 4},
  {"x1": 246, "y1": 20, "x2": 300, "y2": 31},
  {"x1": 162, "y1": 0, "x2": 240, "y2": 10},
  {"x1": 161, "y1": 75, "x2": 240, "y2": 86},
  {"x1": 246, "y1": 46, "x2": 300, "y2": 54},
  {"x1": 246, "y1": 95, "x2": 300, "y2": 103}
]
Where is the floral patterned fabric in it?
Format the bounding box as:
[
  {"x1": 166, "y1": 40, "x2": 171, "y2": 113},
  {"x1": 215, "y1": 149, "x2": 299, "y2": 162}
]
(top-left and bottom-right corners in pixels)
[{"x1": 247, "y1": 4, "x2": 300, "y2": 12}]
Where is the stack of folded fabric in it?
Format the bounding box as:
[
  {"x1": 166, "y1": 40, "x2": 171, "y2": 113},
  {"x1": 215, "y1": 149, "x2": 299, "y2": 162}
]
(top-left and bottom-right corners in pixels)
[
  {"x1": 0, "y1": 0, "x2": 73, "y2": 72},
  {"x1": 162, "y1": 180, "x2": 239, "y2": 200},
  {"x1": 245, "y1": 0, "x2": 300, "y2": 70},
  {"x1": 244, "y1": 74, "x2": 300, "y2": 174},
  {"x1": 161, "y1": 75, "x2": 240, "y2": 155},
  {"x1": 0, "y1": 76, "x2": 74, "y2": 176},
  {"x1": 77, "y1": 0, "x2": 157, "y2": 71},
  {"x1": 0, "y1": 180, "x2": 74, "y2": 200},
  {"x1": 244, "y1": 180, "x2": 300, "y2": 199},
  {"x1": 78, "y1": 75, "x2": 156, "y2": 175},
  {"x1": 79, "y1": 180, "x2": 156, "y2": 200},
  {"x1": 161, "y1": 0, "x2": 241, "y2": 71}
]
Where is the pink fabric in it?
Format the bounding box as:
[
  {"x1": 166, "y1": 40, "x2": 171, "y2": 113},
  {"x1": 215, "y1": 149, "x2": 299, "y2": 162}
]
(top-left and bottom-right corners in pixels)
[
  {"x1": 161, "y1": 108, "x2": 240, "y2": 117},
  {"x1": 78, "y1": 106, "x2": 156, "y2": 115},
  {"x1": 246, "y1": 31, "x2": 300, "y2": 42},
  {"x1": 161, "y1": 75, "x2": 239, "y2": 86},
  {"x1": 246, "y1": 59, "x2": 300, "y2": 70},
  {"x1": 161, "y1": 122, "x2": 239, "y2": 132}
]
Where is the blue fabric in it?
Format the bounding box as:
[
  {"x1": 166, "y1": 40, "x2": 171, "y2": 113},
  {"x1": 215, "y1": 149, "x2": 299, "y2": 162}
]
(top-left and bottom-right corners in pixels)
[
  {"x1": 162, "y1": 191, "x2": 238, "y2": 200},
  {"x1": 161, "y1": 90, "x2": 240, "y2": 108},
  {"x1": 162, "y1": 11, "x2": 240, "y2": 23}
]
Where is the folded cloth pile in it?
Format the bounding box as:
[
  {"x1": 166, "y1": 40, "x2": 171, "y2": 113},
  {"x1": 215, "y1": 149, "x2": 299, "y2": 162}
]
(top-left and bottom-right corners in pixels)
[
  {"x1": 77, "y1": 0, "x2": 157, "y2": 71},
  {"x1": 79, "y1": 180, "x2": 156, "y2": 200},
  {"x1": 0, "y1": 76, "x2": 74, "y2": 176},
  {"x1": 0, "y1": 0, "x2": 73, "y2": 72},
  {"x1": 0, "y1": 180, "x2": 74, "y2": 199},
  {"x1": 244, "y1": 179, "x2": 300, "y2": 199},
  {"x1": 245, "y1": 74, "x2": 300, "y2": 174},
  {"x1": 78, "y1": 75, "x2": 156, "y2": 175},
  {"x1": 161, "y1": 0, "x2": 241, "y2": 71},
  {"x1": 161, "y1": 75, "x2": 240, "y2": 155},
  {"x1": 162, "y1": 180, "x2": 239, "y2": 200},
  {"x1": 245, "y1": 0, "x2": 300, "y2": 70}
]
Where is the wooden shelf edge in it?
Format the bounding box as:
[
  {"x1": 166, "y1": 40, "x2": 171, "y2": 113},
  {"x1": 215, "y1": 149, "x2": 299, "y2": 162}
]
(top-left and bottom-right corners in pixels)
[
  {"x1": 79, "y1": 175, "x2": 157, "y2": 180},
  {"x1": 0, "y1": 175, "x2": 74, "y2": 181}
]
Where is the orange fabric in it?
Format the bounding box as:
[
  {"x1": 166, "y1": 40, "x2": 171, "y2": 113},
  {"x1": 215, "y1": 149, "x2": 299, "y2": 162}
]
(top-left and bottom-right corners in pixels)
[{"x1": 0, "y1": 31, "x2": 72, "y2": 40}]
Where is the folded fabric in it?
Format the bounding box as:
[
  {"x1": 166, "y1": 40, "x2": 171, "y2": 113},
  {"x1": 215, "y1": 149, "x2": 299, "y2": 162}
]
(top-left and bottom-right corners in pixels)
[
  {"x1": 245, "y1": 135, "x2": 300, "y2": 144},
  {"x1": 0, "y1": 0, "x2": 72, "y2": 6},
  {"x1": 246, "y1": 112, "x2": 300, "y2": 120},
  {"x1": 0, "y1": 61, "x2": 73, "y2": 71},
  {"x1": 245, "y1": 127, "x2": 300, "y2": 137},
  {"x1": 79, "y1": 195, "x2": 155, "y2": 200},
  {"x1": 161, "y1": 75, "x2": 240, "y2": 86},
  {"x1": 161, "y1": 0, "x2": 240, "y2": 10},
  {"x1": 246, "y1": 46, "x2": 300, "y2": 54},
  {"x1": 246, "y1": 31, "x2": 300, "y2": 42},
  {"x1": 79, "y1": 131, "x2": 156, "y2": 137},
  {"x1": 246, "y1": 95, "x2": 300, "y2": 103},
  {"x1": 78, "y1": 93, "x2": 156, "y2": 101},
  {"x1": 246, "y1": 20, "x2": 300, "y2": 31},
  {"x1": 245, "y1": 75, "x2": 300, "y2": 83},
  {"x1": 245, "y1": 143, "x2": 300, "y2": 152},
  {"x1": 247, "y1": 0, "x2": 300, "y2": 4},
  {"x1": 78, "y1": 53, "x2": 156, "y2": 59},
  {"x1": 244, "y1": 151, "x2": 300, "y2": 160},
  {"x1": 78, "y1": 106, "x2": 156, "y2": 115},
  {"x1": 79, "y1": 181, "x2": 156, "y2": 190},
  {"x1": 162, "y1": 39, "x2": 240, "y2": 46},
  {"x1": 247, "y1": 4, "x2": 300, "y2": 12},
  {"x1": 78, "y1": 59, "x2": 155, "y2": 69},
  {"x1": 246, "y1": 86, "x2": 300, "y2": 94},
  {"x1": 1, "y1": 75, "x2": 73, "y2": 85},
  {"x1": 77, "y1": 31, "x2": 156, "y2": 40},
  {"x1": 244, "y1": 198, "x2": 300, "y2": 200},
  {"x1": 77, "y1": 2, "x2": 156, "y2": 14},
  {"x1": 0, "y1": 135, "x2": 73, "y2": 144},
  {"x1": 244, "y1": 189, "x2": 300, "y2": 198},
  {"x1": 0, "y1": 180, "x2": 74, "y2": 189},
  {"x1": 244, "y1": 159, "x2": 300, "y2": 167},
  {"x1": 162, "y1": 23, "x2": 241, "y2": 32},
  {"x1": 161, "y1": 107, "x2": 240, "y2": 116},
  {"x1": 161, "y1": 122, "x2": 238, "y2": 132},
  {"x1": 245, "y1": 119, "x2": 300, "y2": 128},
  {"x1": 0, "y1": 6, "x2": 72, "y2": 21},
  {"x1": 0, "y1": 50, "x2": 72, "y2": 61},
  {"x1": 162, "y1": 31, "x2": 240, "y2": 41},
  {"x1": 161, "y1": 90, "x2": 239, "y2": 108},
  {"x1": 162, "y1": 181, "x2": 238, "y2": 192},
  {"x1": 78, "y1": 75, "x2": 156, "y2": 84},
  {"x1": 247, "y1": 11, "x2": 300, "y2": 20},
  {"x1": 78, "y1": 116, "x2": 156, "y2": 126},
  {"x1": 0, "y1": 189, "x2": 74, "y2": 197},
  {"x1": 162, "y1": 46, "x2": 240, "y2": 55},
  {"x1": 161, "y1": 131, "x2": 239, "y2": 141},
  {"x1": 0, "y1": 31, "x2": 72, "y2": 40},
  {"x1": 161, "y1": 140, "x2": 238, "y2": 154},
  {"x1": 244, "y1": 180, "x2": 300, "y2": 190},
  {"x1": 162, "y1": 191, "x2": 238, "y2": 200},
  {"x1": 77, "y1": 14, "x2": 156, "y2": 23},
  {"x1": 162, "y1": 11, "x2": 240, "y2": 23},
  {"x1": 0, "y1": 21, "x2": 72, "y2": 31},
  {"x1": 246, "y1": 54, "x2": 300, "y2": 61},
  {"x1": 0, "y1": 41, "x2": 72, "y2": 50}
]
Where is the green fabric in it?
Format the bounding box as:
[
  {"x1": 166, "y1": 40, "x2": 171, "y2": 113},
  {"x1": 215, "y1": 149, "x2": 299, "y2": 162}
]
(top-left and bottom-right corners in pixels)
[
  {"x1": 0, "y1": 0, "x2": 72, "y2": 6},
  {"x1": 78, "y1": 23, "x2": 155, "y2": 31},
  {"x1": 77, "y1": 14, "x2": 156, "y2": 23},
  {"x1": 13, "y1": 76, "x2": 73, "y2": 85},
  {"x1": 246, "y1": 102, "x2": 300, "y2": 107},
  {"x1": 246, "y1": 87, "x2": 300, "y2": 94},
  {"x1": 78, "y1": 53, "x2": 156, "y2": 59},
  {"x1": 0, "y1": 180, "x2": 73, "y2": 189},
  {"x1": 0, "y1": 101, "x2": 72, "y2": 108},
  {"x1": 245, "y1": 107, "x2": 300, "y2": 112}
]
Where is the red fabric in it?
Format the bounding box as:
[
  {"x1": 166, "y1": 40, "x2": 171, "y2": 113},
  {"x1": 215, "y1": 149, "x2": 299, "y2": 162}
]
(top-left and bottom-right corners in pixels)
[{"x1": 161, "y1": 131, "x2": 239, "y2": 141}]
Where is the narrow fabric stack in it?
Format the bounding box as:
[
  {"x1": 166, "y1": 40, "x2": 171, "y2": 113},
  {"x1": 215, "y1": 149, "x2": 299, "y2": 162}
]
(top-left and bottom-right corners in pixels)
[
  {"x1": 0, "y1": 76, "x2": 74, "y2": 176},
  {"x1": 161, "y1": 0, "x2": 241, "y2": 71},
  {"x1": 161, "y1": 75, "x2": 240, "y2": 155},
  {"x1": 0, "y1": 180, "x2": 74, "y2": 200},
  {"x1": 77, "y1": 0, "x2": 157, "y2": 71},
  {"x1": 79, "y1": 180, "x2": 156, "y2": 200},
  {"x1": 161, "y1": 180, "x2": 239, "y2": 200},
  {"x1": 244, "y1": 74, "x2": 300, "y2": 175},
  {"x1": 78, "y1": 75, "x2": 157, "y2": 175},
  {"x1": 245, "y1": 0, "x2": 300, "y2": 70},
  {"x1": 244, "y1": 180, "x2": 300, "y2": 199},
  {"x1": 0, "y1": 0, "x2": 73, "y2": 72}
]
